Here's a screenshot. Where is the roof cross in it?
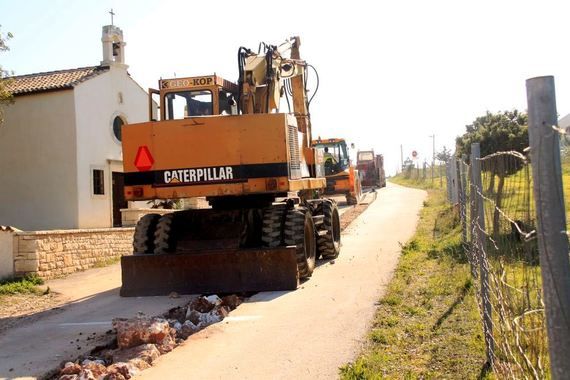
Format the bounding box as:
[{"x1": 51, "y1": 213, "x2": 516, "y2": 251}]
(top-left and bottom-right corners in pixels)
[{"x1": 109, "y1": 9, "x2": 115, "y2": 26}]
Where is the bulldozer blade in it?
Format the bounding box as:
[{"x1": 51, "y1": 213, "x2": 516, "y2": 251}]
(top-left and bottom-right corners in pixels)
[{"x1": 120, "y1": 247, "x2": 299, "y2": 296}]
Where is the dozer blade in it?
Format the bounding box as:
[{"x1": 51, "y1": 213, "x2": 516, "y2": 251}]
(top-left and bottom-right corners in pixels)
[{"x1": 120, "y1": 247, "x2": 298, "y2": 297}]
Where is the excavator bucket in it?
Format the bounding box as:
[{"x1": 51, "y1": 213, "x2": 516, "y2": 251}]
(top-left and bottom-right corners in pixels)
[{"x1": 120, "y1": 247, "x2": 299, "y2": 296}]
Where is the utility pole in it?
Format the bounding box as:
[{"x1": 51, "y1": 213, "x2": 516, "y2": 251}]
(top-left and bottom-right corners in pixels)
[{"x1": 429, "y1": 134, "x2": 435, "y2": 183}]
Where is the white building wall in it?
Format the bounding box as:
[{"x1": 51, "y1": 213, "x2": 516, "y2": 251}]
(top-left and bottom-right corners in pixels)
[
  {"x1": 0, "y1": 91, "x2": 78, "y2": 230},
  {"x1": 73, "y1": 66, "x2": 149, "y2": 228}
]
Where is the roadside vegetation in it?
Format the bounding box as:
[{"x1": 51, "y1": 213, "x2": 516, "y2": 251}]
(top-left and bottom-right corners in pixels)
[
  {"x1": 0, "y1": 274, "x2": 45, "y2": 295},
  {"x1": 340, "y1": 175, "x2": 489, "y2": 379}
]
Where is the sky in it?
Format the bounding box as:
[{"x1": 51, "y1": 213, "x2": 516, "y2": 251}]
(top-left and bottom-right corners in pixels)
[{"x1": 2, "y1": 0, "x2": 570, "y2": 175}]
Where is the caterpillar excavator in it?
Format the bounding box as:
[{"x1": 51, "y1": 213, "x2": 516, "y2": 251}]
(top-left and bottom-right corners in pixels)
[{"x1": 120, "y1": 37, "x2": 341, "y2": 296}]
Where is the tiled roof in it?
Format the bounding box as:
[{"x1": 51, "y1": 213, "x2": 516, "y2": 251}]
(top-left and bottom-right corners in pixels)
[{"x1": 5, "y1": 66, "x2": 110, "y2": 96}]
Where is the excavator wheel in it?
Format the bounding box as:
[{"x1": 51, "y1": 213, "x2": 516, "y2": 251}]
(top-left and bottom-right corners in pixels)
[
  {"x1": 317, "y1": 200, "x2": 341, "y2": 259},
  {"x1": 261, "y1": 205, "x2": 286, "y2": 247},
  {"x1": 133, "y1": 213, "x2": 161, "y2": 254},
  {"x1": 346, "y1": 177, "x2": 363, "y2": 205},
  {"x1": 153, "y1": 213, "x2": 177, "y2": 254},
  {"x1": 284, "y1": 207, "x2": 316, "y2": 279}
]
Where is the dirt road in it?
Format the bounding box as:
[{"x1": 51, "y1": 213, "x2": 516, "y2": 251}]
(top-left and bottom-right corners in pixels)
[{"x1": 137, "y1": 183, "x2": 426, "y2": 380}]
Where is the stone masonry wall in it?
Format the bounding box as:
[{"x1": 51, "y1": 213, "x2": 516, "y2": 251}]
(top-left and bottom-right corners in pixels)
[{"x1": 13, "y1": 227, "x2": 135, "y2": 280}]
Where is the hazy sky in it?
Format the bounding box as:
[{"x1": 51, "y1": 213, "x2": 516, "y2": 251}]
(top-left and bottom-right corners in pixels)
[{"x1": 2, "y1": 0, "x2": 570, "y2": 174}]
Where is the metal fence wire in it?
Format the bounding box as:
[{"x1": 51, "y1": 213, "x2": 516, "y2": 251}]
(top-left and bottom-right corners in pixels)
[{"x1": 457, "y1": 150, "x2": 548, "y2": 379}]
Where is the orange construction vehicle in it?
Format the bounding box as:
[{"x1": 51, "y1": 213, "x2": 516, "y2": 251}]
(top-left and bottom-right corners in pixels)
[
  {"x1": 120, "y1": 37, "x2": 341, "y2": 296},
  {"x1": 357, "y1": 150, "x2": 386, "y2": 188},
  {"x1": 311, "y1": 137, "x2": 362, "y2": 205}
]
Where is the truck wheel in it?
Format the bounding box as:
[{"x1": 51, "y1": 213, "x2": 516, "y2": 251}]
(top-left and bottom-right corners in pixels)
[
  {"x1": 284, "y1": 207, "x2": 316, "y2": 279},
  {"x1": 133, "y1": 214, "x2": 161, "y2": 254},
  {"x1": 153, "y1": 213, "x2": 177, "y2": 254},
  {"x1": 261, "y1": 205, "x2": 286, "y2": 247},
  {"x1": 317, "y1": 200, "x2": 341, "y2": 259}
]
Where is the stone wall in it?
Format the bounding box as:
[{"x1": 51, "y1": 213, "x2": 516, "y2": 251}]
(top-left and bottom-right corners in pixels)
[{"x1": 8, "y1": 227, "x2": 134, "y2": 280}]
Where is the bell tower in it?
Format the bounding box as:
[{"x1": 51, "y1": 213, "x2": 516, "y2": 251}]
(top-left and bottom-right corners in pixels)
[{"x1": 101, "y1": 18, "x2": 127, "y2": 68}]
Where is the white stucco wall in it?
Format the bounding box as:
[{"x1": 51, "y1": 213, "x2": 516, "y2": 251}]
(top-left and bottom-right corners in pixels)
[
  {"x1": 73, "y1": 66, "x2": 149, "y2": 228},
  {"x1": 0, "y1": 91, "x2": 79, "y2": 230},
  {"x1": 0, "y1": 229, "x2": 15, "y2": 280}
]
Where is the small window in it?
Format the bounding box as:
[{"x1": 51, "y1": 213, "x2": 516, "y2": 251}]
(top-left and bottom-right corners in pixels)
[
  {"x1": 165, "y1": 90, "x2": 213, "y2": 120},
  {"x1": 113, "y1": 116, "x2": 125, "y2": 142},
  {"x1": 93, "y1": 169, "x2": 105, "y2": 195}
]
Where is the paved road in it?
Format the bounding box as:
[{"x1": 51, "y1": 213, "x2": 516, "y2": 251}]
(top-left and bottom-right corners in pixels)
[
  {"x1": 0, "y1": 183, "x2": 424, "y2": 380},
  {"x1": 0, "y1": 265, "x2": 192, "y2": 379},
  {"x1": 138, "y1": 183, "x2": 426, "y2": 380}
]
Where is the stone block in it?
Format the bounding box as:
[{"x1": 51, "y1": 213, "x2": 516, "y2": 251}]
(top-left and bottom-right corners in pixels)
[
  {"x1": 15, "y1": 259, "x2": 39, "y2": 273},
  {"x1": 18, "y1": 239, "x2": 39, "y2": 253}
]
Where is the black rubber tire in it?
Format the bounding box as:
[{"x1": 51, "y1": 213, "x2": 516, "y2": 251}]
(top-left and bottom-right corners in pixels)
[
  {"x1": 317, "y1": 200, "x2": 341, "y2": 259},
  {"x1": 153, "y1": 213, "x2": 177, "y2": 254},
  {"x1": 284, "y1": 207, "x2": 316, "y2": 279},
  {"x1": 346, "y1": 194, "x2": 357, "y2": 205},
  {"x1": 261, "y1": 205, "x2": 286, "y2": 247},
  {"x1": 133, "y1": 214, "x2": 161, "y2": 254}
]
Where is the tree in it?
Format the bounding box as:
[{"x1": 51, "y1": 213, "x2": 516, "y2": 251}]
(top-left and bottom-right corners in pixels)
[
  {"x1": 456, "y1": 110, "x2": 528, "y2": 238},
  {"x1": 0, "y1": 25, "x2": 14, "y2": 125},
  {"x1": 436, "y1": 145, "x2": 452, "y2": 163},
  {"x1": 456, "y1": 110, "x2": 528, "y2": 159}
]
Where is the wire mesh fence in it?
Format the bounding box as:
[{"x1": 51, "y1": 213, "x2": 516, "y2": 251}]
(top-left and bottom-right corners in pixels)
[
  {"x1": 455, "y1": 149, "x2": 548, "y2": 379},
  {"x1": 401, "y1": 162, "x2": 448, "y2": 188}
]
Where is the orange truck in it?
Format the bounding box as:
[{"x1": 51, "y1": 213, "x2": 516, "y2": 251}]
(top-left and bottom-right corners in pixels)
[{"x1": 120, "y1": 37, "x2": 341, "y2": 296}]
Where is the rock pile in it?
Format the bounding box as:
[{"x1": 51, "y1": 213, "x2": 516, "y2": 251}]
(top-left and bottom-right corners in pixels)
[{"x1": 56, "y1": 294, "x2": 243, "y2": 380}]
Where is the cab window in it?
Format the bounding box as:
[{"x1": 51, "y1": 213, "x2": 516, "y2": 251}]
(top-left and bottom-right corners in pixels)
[{"x1": 165, "y1": 90, "x2": 213, "y2": 119}]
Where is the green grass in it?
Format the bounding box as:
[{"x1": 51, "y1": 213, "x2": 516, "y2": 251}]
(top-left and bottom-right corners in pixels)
[
  {"x1": 0, "y1": 274, "x2": 44, "y2": 295},
  {"x1": 340, "y1": 181, "x2": 488, "y2": 379}
]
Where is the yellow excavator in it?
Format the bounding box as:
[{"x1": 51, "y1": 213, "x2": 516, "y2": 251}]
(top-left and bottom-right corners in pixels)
[
  {"x1": 120, "y1": 37, "x2": 341, "y2": 296},
  {"x1": 311, "y1": 137, "x2": 362, "y2": 205}
]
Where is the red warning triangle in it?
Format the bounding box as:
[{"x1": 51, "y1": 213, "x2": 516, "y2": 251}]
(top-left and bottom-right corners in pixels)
[{"x1": 134, "y1": 146, "x2": 154, "y2": 171}]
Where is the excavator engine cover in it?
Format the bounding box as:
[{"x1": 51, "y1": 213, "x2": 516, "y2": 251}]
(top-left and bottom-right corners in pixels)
[{"x1": 120, "y1": 247, "x2": 298, "y2": 296}]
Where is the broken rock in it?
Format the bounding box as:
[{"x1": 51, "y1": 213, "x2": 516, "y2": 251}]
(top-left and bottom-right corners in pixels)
[
  {"x1": 204, "y1": 295, "x2": 222, "y2": 306},
  {"x1": 77, "y1": 369, "x2": 96, "y2": 380},
  {"x1": 106, "y1": 362, "x2": 138, "y2": 379},
  {"x1": 221, "y1": 295, "x2": 242, "y2": 310},
  {"x1": 82, "y1": 362, "x2": 107, "y2": 378},
  {"x1": 111, "y1": 343, "x2": 161, "y2": 365},
  {"x1": 188, "y1": 296, "x2": 216, "y2": 313},
  {"x1": 59, "y1": 375, "x2": 79, "y2": 380},
  {"x1": 60, "y1": 362, "x2": 82, "y2": 376},
  {"x1": 103, "y1": 374, "x2": 126, "y2": 380},
  {"x1": 113, "y1": 317, "x2": 171, "y2": 349},
  {"x1": 179, "y1": 320, "x2": 199, "y2": 339},
  {"x1": 127, "y1": 357, "x2": 151, "y2": 371}
]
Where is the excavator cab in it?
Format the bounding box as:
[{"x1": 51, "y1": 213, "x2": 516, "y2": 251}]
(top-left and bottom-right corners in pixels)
[
  {"x1": 149, "y1": 75, "x2": 239, "y2": 120},
  {"x1": 313, "y1": 139, "x2": 351, "y2": 176}
]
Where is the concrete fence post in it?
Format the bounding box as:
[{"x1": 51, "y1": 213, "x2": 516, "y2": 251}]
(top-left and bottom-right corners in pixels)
[
  {"x1": 471, "y1": 142, "x2": 494, "y2": 367},
  {"x1": 527, "y1": 75, "x2": 570, "y2": 379}
]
